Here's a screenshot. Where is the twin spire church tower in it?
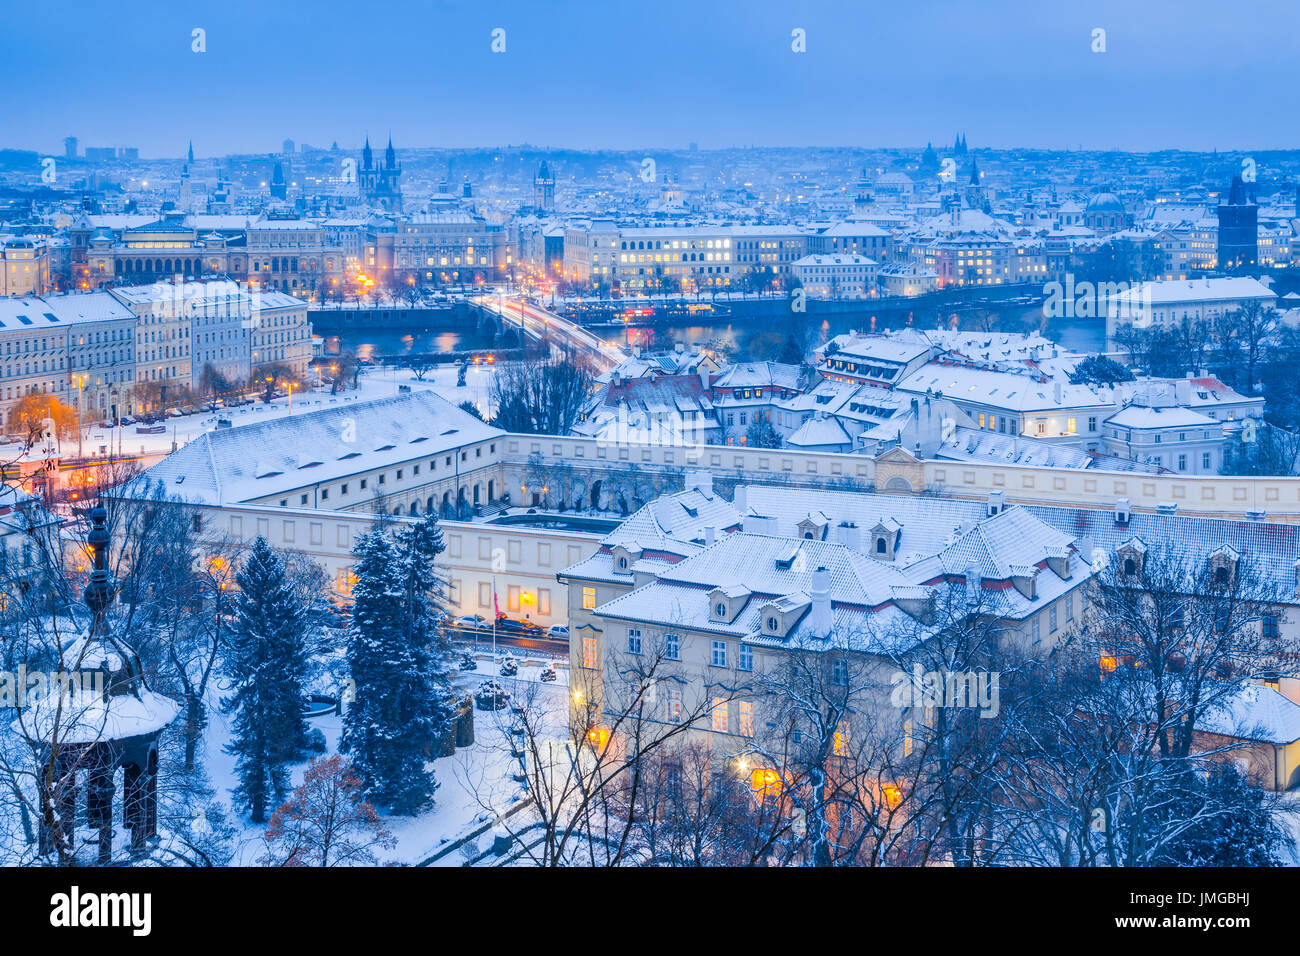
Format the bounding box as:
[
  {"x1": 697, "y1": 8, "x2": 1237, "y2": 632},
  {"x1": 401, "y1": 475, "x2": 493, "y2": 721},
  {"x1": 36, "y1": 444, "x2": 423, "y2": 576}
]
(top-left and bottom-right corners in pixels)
[{"x1": 359, "y1": 136, "x2": 402, "y2": 212}]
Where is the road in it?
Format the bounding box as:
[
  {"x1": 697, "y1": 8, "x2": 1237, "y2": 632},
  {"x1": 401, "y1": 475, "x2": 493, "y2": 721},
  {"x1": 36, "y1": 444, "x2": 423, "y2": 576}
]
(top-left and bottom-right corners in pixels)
[{"x1": 474, "y1": 293, "x2": 627, "y2": 371}]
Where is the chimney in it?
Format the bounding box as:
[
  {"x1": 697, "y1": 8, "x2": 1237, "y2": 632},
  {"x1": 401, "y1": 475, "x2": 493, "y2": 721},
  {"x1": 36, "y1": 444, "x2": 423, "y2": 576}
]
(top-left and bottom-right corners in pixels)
[
  {"x1": 733, "y1": 485, "x2": 748, "y2": 514},
  {"x1": 806, "y1": 566, "x2": 833, "y2": 637},
  {"x1": 987, "y1": 490, "x2": 1004, "y2": 516},
  {"x1": 837, "y1": 521, "x2": 861, "y2": 552},
  {"x1": 1053, "y1": 381, "x2": 1062, "y2": 404},
  {"x1": 1115, "y1": 497, "x2": 1131, "y2": 526},
  {"x1": 685, "y1": 469, "x2": 713, "y2": 497},
  {"x1": 704, "y1": 525, "x2": 716, "y2": 546}
]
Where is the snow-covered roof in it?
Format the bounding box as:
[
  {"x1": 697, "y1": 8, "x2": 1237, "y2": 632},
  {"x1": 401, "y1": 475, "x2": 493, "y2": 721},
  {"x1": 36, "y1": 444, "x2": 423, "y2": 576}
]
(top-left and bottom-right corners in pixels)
[{"x1": 123, "y1": 391, "x2": 501, "y2": 507}]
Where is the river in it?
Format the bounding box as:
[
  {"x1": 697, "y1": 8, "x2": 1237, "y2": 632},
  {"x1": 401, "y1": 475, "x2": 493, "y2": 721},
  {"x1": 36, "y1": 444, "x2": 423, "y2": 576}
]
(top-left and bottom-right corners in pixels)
[{"x1": 320, "y1": 304, "x2": 1107, "y2": 361}]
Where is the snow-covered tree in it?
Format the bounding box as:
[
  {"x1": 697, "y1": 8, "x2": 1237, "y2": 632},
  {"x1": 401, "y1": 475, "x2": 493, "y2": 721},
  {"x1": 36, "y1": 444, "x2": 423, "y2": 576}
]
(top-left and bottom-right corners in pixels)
[
  {"x1": 341, "y1": 522, "x2": 456, "y2": 814},
  {"x1": 223, "y1": 537, "x2": 312, "y2": 823}
]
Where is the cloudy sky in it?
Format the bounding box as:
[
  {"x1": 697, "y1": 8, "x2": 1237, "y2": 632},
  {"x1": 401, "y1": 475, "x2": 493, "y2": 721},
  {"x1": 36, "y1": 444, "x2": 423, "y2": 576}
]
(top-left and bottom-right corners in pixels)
[{"x1": 4, "y1": 0, "x2": 1294, "y2": 157}]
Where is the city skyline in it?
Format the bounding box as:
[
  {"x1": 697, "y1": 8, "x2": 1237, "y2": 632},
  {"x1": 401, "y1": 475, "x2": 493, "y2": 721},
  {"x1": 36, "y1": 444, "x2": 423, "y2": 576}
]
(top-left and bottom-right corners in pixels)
[{"x1": 4, "y1": 0, "x2": 1298, "y2": 156}]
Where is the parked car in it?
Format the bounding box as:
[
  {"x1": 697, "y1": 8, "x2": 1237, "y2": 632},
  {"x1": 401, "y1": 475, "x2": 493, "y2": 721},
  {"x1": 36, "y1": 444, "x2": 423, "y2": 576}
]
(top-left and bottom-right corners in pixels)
[
  {"x1": 455, "y1": 614, "x2": 491, "y2": 631},
  {"x1": 494, "y1": 615, "x2": 544, "y2": 637},
  {"x1": 547, "y1": 625, "x2": 569, "y2": 641}
]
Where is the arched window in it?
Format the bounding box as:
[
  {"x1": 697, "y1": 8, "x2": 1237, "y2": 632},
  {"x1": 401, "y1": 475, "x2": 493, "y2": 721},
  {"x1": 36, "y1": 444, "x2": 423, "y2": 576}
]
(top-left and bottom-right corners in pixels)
[{"x1": 876, "y1": 537, "x2": 887, "y2": 554}]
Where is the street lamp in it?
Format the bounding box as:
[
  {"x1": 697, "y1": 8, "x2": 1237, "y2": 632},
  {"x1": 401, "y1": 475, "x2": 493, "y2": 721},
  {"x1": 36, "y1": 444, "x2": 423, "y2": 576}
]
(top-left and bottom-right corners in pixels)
[{"x1": 73, "y1": 373, "x2": 88, "y2": 460}]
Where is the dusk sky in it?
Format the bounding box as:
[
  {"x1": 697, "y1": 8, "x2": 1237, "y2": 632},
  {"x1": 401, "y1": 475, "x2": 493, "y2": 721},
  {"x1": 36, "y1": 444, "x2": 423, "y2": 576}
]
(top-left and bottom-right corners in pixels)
[{"x1": 5, "y1": 0, "x2": 1296, "y2": 156}]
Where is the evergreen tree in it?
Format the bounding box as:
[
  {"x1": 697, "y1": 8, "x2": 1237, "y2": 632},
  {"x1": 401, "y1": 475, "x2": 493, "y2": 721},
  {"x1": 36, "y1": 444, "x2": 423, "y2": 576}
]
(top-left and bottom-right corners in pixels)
[
  {"x1": 1148, "y1": 765, "x2": 1292, "y2": 866},
  {"x1": 223, "y1": 537, "x2": 312, "y2": 823},
  {"x1": 341, "y1": 520, "x2": 456, "y2": 814}
]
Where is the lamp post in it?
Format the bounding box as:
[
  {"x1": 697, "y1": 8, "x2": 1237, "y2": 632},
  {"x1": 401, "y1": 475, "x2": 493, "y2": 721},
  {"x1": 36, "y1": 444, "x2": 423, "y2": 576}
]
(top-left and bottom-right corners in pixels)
[{"x1": 73, "y1": 373, "x2": 88, "y2": 461}]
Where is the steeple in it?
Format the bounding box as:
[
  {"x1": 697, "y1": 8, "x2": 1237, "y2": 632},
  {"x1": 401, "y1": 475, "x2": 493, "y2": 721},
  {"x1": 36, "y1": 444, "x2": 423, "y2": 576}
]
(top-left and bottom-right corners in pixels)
[
  {"x1": 969, "y1": 158, "x2": 980, "y2": 186},
  {"x1": 363, "y1": 136, "x2": 373, "y2": 170},
  {"x1": 187, "y1": 140, "x2": 194, "y2": 164},
  {"x1": 385, "y1": 135, "x2": 396, "y2": 170}
]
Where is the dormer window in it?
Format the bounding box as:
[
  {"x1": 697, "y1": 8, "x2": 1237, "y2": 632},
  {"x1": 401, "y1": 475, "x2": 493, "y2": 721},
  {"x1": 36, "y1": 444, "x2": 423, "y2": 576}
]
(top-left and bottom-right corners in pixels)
[
  {"x1": 1209, "y1": 545, "x2": 1240, "y2": 588},
  {"x1": 1124, "y1": 558, "x2": 1137, "y2": 576},
  {"x1": 876, "y1": 537, "x2": 887, "y2": 555}
]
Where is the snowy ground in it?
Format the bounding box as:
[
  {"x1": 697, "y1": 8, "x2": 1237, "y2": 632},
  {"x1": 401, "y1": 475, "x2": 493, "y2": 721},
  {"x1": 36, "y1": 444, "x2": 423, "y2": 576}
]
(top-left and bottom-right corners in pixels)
[{"x1": 203, "y1": 652, "x2": 565, "y2": 866}]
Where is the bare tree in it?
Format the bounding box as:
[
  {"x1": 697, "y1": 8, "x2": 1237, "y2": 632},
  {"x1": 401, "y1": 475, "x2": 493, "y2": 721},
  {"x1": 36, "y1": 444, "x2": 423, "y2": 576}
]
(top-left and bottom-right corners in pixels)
[{"x1": 489, "y1": 347, "x2": 594, "y2": 435}]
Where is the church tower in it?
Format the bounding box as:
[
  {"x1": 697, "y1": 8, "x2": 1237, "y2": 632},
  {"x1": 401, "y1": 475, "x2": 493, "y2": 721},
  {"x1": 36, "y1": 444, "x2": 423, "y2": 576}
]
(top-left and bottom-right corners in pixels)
[
  {"x1": 963, "y1": 159, "x2": 990, "y2": 213},
  {"x1": 358, "y1": 135, "x2": 402, "y2": 212},
  {"x1": 534, "y1": 160, "x2": 555, "y2": 212}
]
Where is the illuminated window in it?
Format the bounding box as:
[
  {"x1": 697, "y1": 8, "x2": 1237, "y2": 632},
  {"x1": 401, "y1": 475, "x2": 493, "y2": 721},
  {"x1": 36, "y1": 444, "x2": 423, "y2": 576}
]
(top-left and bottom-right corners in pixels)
[
  {"x1": 834, "y1": 720, "x2": 850, "y2": 756},
  {"x1": 1100, "y1": 655, "x2": 1118, "y2": 674},
  {"x1": 902, "y1": 719, "x2": 913, "y2": 756},
  {"x1": 582, "y1": 636, "x2": 598, "y2": 669},
  {"x1": 739, "y1": 701, "x2": 754, "y2": 737},
  {"x1": 751, "y1": 767, "x2": 782, "y2": 796},
  {"x1": 336, "y1": 567, "x2": 356, "y2": 596},
  {"x1": 582, "y1": 586, "x2": 596, "y2": 610},
  {"x1": 665, "y1": 688, "x2": 681, "y2": 723},
  {"x1": 711, "y1": 698, "x2": 729, "y2": 733}
]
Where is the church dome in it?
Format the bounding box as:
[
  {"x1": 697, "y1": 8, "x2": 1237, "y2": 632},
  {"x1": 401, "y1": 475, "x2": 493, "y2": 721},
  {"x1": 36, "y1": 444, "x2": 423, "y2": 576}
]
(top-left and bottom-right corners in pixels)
[{"x1": 1086, "y1": 192, "x2": 1124, "y2": 212}]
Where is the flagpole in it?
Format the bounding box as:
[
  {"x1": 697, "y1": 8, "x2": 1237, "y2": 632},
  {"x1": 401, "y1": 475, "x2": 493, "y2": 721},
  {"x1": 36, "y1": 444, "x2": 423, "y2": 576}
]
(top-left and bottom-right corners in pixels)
[{"x1": 492, "y1": 574, "x2": 498, "y2": 665}]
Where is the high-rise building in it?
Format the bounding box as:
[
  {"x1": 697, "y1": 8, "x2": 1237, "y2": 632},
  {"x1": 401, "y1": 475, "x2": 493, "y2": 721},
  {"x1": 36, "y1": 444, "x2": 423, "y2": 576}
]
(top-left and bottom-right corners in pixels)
[
  {"x1": 63, "y1": 136, "x2": 78, "y2": 159},
  {"x1": 270, "y1": 161, "x2": 288, "y2": 200}
]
